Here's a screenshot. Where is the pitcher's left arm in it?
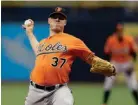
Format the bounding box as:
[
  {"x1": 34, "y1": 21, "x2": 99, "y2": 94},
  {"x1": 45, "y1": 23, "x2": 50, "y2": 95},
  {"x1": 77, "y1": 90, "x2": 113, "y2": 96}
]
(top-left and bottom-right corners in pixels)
[{"x1": 72, "y1": 38, "x2": 116, "y2": 77}]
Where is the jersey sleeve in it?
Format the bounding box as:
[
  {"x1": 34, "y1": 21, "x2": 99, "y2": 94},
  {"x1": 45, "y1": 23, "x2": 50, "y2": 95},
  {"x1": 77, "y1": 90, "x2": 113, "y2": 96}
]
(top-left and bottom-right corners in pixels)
[
  {"x1": 104, "y1": 37, "x2": 112, "y2": 54},
  {"x1": 39, "y1": 39, "x2": 46, "y2": 44},
  {"x1": 129, "y1": 37, "x2": 138, "y2": 53},
  {"x1": 72, "y1": 38, "x2": 95, "y2": 64}
]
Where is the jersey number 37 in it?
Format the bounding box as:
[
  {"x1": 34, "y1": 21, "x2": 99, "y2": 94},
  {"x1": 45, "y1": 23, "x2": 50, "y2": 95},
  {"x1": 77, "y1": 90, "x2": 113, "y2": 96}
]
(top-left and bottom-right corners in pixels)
[{"x1": 51, "y1": 57, "x2": 66, "y2": 68}]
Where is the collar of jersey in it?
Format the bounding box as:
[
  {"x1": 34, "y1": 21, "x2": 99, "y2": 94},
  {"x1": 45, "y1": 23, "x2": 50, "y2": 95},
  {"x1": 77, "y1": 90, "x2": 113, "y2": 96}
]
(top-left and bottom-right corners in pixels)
[{"x1": 47, "y1": 32, "x2": 64, "y2": 39}]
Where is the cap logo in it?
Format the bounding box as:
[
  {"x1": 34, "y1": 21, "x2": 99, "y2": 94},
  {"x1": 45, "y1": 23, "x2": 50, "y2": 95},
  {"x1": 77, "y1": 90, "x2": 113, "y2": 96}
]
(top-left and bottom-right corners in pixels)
[{"x1": 55, "y1": 7, "x2": 62, "y2": 12}]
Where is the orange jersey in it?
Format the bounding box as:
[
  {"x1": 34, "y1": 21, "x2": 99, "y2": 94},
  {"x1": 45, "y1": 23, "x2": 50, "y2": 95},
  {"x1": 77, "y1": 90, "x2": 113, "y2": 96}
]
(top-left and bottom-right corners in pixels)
[
  {"x1": 104, "y1": 34, "x2": 137, "y2": 63},
  {"x1": 31, "y1": 33, "x2": 94, "y2": 86}
]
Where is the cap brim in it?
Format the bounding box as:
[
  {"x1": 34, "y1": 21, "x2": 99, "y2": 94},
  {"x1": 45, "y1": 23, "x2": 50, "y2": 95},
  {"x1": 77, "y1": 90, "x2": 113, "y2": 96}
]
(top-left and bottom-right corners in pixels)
[{"x1": 49, "y1": 12, "x2": 67, "y2": 20}]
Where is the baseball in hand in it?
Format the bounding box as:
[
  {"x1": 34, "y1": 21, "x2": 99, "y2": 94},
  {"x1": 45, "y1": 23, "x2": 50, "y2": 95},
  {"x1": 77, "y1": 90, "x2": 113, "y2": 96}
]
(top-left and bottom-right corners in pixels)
[{"x1": 24, "y1": 19, "x2": 32, "y2": 26}]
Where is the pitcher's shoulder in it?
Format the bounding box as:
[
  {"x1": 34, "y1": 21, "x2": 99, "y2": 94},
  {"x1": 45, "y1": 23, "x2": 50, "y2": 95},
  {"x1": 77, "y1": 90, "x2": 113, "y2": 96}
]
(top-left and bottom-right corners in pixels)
[
  {"x1": 63, "y1": 33, "x2": 82, "y2": 41},
  {"x1": 39, "y1": 38, "x2": 47, "y2": 44}
]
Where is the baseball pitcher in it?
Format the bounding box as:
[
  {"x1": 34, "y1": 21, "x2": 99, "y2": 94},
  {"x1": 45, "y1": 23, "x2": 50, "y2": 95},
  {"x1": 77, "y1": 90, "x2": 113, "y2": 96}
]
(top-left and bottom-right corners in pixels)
[
  {"x1": 22, "y1": 7, "x2": 116, "y2": 105},
  {"x1": 102, "y1": 23, "x2": 138, "y2": 105}
]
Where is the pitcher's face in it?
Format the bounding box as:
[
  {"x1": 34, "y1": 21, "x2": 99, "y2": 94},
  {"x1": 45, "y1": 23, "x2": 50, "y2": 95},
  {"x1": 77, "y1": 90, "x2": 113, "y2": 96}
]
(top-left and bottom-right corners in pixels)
[{"x1": 48, "y1": 14, "x2": 66, "y2": 33}]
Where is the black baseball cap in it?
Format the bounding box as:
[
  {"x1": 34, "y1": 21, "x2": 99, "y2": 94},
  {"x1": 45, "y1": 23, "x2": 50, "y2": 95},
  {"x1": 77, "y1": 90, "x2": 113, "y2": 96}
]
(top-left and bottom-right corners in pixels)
[{"x1": 49, "y1": 7, "x2": 67, "y2": 20}]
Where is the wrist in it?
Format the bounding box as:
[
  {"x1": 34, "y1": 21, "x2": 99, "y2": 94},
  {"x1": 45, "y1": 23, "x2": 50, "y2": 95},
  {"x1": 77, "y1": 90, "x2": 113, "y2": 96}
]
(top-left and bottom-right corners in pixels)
[{"x1": 26, "y1": 31, "x2": 34, "y2": 36}]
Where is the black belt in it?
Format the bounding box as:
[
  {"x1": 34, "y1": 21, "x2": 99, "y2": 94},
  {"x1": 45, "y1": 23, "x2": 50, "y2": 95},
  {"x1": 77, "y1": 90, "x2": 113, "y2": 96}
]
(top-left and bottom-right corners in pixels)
[{"x1": 30, "y1": 81, "x2": 63, "y2": 91}]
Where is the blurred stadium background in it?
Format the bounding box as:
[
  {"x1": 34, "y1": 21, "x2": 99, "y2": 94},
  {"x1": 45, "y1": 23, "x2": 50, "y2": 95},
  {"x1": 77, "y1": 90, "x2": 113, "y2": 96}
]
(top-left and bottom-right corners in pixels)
[{"x1": 1, "y1": 1, "x2": 138, "y2": 105}]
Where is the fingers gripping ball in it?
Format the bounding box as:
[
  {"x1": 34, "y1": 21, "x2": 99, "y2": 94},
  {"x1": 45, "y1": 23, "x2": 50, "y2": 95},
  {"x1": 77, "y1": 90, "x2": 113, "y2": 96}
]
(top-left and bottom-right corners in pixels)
[
  {"x1": 22, "y1": 19, "x2": 34, "y2": 32},
  {"x1": 90, "y1": 56, "x2": 116, "y2": 77},
  {"x1": 24, "y1": 19, "x2": 33, "y2": 26}
]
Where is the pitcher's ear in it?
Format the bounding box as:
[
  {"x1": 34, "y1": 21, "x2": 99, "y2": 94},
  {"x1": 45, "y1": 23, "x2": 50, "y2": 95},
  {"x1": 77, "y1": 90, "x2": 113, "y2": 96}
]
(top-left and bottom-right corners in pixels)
[
  {"x1": 64, "y1": 20, "x2": 67, "y2": 26},
  {"x1": 48, "y1": 18, "x2": 51, "y2": 24}
]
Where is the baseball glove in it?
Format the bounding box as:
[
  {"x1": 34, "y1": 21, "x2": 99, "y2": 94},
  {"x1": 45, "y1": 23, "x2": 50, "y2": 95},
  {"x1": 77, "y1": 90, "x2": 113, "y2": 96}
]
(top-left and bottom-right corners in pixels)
[{"x1": 90, "y1": 56, "x2": 116, "y2": 77}]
